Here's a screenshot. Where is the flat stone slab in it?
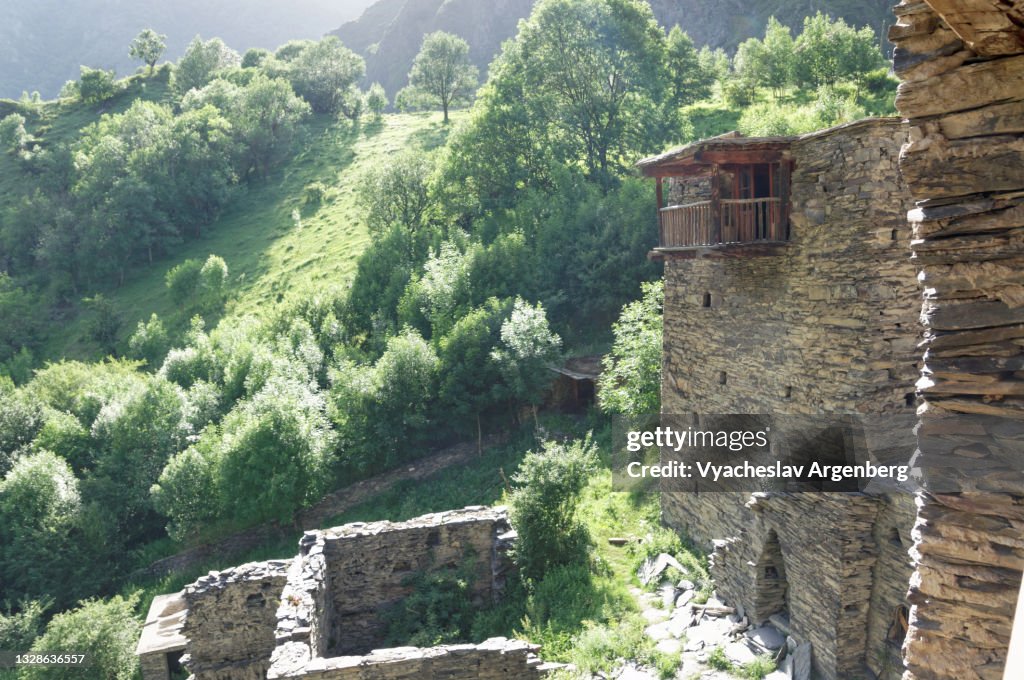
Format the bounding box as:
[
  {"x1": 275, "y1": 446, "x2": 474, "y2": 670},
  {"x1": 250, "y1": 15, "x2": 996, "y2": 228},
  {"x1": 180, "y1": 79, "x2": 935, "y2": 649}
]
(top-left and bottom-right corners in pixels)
[
  {"x1": 654, "y1": 638, "x2": 682, "y2": 655},
  {"x1": 746, "y1": 625, "x2": 786, "y2": 650},
  {"x1": 686, "y1": 617, "x2": 733, "y2": 646},
  {"x1": 645, "y1": 621, "x2": 673, "y2": 641},
  {"x1": 724, "y1": 640, "x2": 760, "y2": 666},
  {"x1": 642, "y1": 607, "x2": 670, "y2": 624},
  {"x1": 615, "y1": 663, "x2": 658, "y2": 679}
]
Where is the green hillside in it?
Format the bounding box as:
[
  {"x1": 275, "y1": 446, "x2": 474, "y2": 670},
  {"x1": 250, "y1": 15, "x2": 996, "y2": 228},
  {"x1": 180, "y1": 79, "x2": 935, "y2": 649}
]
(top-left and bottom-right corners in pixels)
[{"x1": 0, "y1": 84, "x2": 455, "y2": 360}]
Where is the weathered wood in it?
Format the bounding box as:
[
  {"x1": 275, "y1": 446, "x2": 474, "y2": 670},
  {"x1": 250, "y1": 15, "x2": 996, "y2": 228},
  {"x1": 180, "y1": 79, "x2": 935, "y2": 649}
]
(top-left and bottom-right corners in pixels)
[
  {"x1": 896, "y1": 54, "x2": 1024, "y2": 118},
  {"x1": 710, "y1": 164, "x2": 722, "y2": 245},
  {"x1": 696, "y1": 149, "x2": 785, "y2": 165}
]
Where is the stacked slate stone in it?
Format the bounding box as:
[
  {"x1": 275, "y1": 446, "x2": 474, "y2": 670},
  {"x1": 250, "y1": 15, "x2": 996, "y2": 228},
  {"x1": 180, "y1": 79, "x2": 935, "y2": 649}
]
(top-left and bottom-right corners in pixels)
[
  {"x1": 182, "y1": 561, "x2": 292, "y2": 680},
  {"x1": 890, "y1": 2, "x2": 1024, "y2": 678}
]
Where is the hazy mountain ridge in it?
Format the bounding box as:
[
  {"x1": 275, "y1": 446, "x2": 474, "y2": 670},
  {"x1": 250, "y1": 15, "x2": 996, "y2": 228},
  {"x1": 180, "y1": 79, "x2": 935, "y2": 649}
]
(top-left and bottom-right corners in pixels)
[
  {"x1": 0, "y1": 0, "x2": 377, "y2": 99},
  {"x1": 333, "y1": 0, "x2": 893, "y2": 99}
]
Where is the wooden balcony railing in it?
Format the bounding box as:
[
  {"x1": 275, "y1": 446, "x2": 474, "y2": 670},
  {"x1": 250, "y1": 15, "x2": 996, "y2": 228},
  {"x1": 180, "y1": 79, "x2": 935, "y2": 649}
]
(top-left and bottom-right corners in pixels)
[
  {"x1": 659, "y1": 197, "x2": 786, "y2": 249},
  {"x1": 659, "y1": 200, "x2": 713, "y2": 247}
]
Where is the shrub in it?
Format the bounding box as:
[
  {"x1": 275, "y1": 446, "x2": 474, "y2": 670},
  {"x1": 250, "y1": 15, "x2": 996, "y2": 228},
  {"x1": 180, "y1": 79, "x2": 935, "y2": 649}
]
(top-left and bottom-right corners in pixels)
[
  {"x1": 508, "y1": 436, "x2": 597, "y2": 581},
  {"x1": 599, "y1": 281, "x2": 663, "y2": 417},
  {"x1": 303, "y1": 181, "x2": 330, "y2": 205},
  {"x1": 0, "y1": 599, "x2": 48, "y2": 652},
  {"x1": 365, "y1": 83, "x2": 388, "y2": 119},
  {"x1": 128, "y1": 313, "x2": 170, "y2": 368},
  {"x1": 21, "y1": 595, "x2": 141, "y2": 680},
  {"x1": 78, "y1": 67, "x2": 118, "y2": 103},
  {"x1": 165, "y1": 258, "x2": 203, "y2": 306},
  {"x1": 0, "y1": 113, "x2": 28, "y2": 152},
  {"x1": 384, "y1": 561, "x2": 476, "y2": 647}
]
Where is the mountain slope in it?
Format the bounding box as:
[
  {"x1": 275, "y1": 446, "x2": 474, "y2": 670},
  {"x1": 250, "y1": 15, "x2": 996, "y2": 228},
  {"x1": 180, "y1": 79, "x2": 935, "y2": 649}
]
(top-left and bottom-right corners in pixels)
[
  {"x1": 0, "y1": 0, "x2": 377, "y2": 99},
  {"x1": 332, "y1": 0, "x2": 893, "y2": 99}
]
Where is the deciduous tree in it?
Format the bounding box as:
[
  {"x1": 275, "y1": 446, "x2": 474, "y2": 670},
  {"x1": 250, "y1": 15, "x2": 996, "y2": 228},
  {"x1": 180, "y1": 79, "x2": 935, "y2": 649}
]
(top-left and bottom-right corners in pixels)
[
  {"x1": 129, "y1": 28, "x2": 167, "y2": 75},
  {"x1": 408, "y1": 32, "x2": 478, "y2": 123}
]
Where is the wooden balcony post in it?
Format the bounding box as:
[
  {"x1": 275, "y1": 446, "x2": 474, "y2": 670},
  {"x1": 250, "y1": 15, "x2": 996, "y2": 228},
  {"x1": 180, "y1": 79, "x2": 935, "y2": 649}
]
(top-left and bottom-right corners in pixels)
[
  {"x1": 710, "y1": 164, "x2": 722, "y2": 244},
  {"x1": 656, "y1": 177, "x2": 664, "y2": 246}
]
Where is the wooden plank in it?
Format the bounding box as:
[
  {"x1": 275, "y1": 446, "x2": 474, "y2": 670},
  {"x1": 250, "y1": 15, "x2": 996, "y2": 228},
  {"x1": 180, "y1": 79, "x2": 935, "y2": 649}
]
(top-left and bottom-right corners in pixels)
[
  {"x1": 710, "y1": 164, "x2": 722, "y2": 245},
  {"x1": 696, "y1": 149, "x2": 785, "y2": 165}
]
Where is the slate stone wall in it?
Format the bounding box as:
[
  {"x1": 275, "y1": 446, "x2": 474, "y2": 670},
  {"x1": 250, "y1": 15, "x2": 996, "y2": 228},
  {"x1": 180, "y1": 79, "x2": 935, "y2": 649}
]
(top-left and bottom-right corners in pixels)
[
  {"x1": 658, "y1": 118, "x2": 921, "y2": 679},
  {"x1": 890, "y1": 2, "x2": 1024, "y2": 678},
  {"x1": 181, "y1": 561, "x2": 291, "y2": 680}
]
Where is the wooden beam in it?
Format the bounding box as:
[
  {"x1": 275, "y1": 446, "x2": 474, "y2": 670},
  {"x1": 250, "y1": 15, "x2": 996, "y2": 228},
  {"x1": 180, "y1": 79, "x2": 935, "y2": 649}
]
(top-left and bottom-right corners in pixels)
[
  {"x1": 696, "y1": 149, "x2": 785, "y2": 164},
  {"x1": 710, "y1": 164, "x2": 722, "y2": 245}
]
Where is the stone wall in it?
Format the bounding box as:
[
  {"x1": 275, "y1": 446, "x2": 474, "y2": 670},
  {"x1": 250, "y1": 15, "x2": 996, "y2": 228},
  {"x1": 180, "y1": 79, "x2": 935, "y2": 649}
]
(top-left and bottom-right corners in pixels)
[
  {"x1": 267, "y1": 507, "x2": 538, "y2": 679},
  {"x1": 181, "y1": 561, "x2": 291, "y2": 680},
  {"x1": 269, "y1": 638, "x2": 552, "y2": 679},
  {"x1": 889, "y1": 2, "x2": 1024, "y2": 678},
  {"x1": 659, "y1": 118, "x2": 922, "y2": 679}
]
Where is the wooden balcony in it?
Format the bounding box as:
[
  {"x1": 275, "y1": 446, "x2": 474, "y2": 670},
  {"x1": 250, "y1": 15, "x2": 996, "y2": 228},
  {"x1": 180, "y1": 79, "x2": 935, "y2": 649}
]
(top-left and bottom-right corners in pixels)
[{"x1": 659, "y1": 197, "x2": 787, "y2": 250}]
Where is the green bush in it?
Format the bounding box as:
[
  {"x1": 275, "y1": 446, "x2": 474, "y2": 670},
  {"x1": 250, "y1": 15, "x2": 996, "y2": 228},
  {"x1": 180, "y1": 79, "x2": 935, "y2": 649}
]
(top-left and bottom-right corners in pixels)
[
  {"x1": 384, "y1": 561, "x2": 476, "y2": 647},
  {"x1": 128, "y1": 314, "x2": 170, "y2": 368},
  {"x1": 303, "y1": 181, "x2": 330, "y2": 205},
  {"x1": 21, "y1": 595, "x2": 141, "y2": 680},
  {"x1": 508, "y1": 436, "x2": 597, "y2": 581},
  {"x1": 165, "y1": 259, "x2": 203, "y2": 306},
  {"x1": 0, "y1": 599, "x2": 48, "y2": 651}
]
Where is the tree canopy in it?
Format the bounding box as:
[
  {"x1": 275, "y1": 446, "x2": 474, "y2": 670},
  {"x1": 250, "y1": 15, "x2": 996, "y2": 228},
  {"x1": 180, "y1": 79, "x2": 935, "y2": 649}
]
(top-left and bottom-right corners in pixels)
[{"x1": 408, "y1": 32, "x2": 478, "y2": 123}]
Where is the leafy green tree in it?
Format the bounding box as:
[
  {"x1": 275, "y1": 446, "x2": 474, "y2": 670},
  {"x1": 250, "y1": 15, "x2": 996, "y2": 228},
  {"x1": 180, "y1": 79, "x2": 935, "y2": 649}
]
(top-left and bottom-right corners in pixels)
[
  {"x1": 0, "y1": 599, "x2": 48, "y2": 653},
  {"x1": 490, "y1": 298, "x2": 561, "y2": 423},
  {"x1": 598, "y1": 281, "x2": 662, "y2": 417},
  {"x1": 165, "y1": 258, "x2": 203, "y2": 306},
  {"x1": 0, "y1": 113, "x2": 28, "y2": 153},
  {"x1": 330, "y1": 329, "x2": 439, "y2": 472},
  {"x1": 0, "y1": 381, "x2": 43, "y2": 476},
  {"x1": 82, "y1": 294, "x2": 121, "y2": 354},
  {"x1": 199, "y1": 254, "x2": 229, "y2": 311},
  {"x1": 77, "y1": 66, "x2": 118, "y2": 103},
  {"x1": 408, "y1": 32, "x2": 478, "y2": 123},
  {"x1": 365, "y1": 82, "x2": 388, "y2": 119},
  {"x1": 21, "y1": 595, "x2": 141, "y2": 680},
  {"x1": 285, "y1": 37, "x2": 365, "y2": 117},
  {"x1": 241, "y1": 47, "x2": 271, "y2": 69},
  {"x1": 129, "y1": 28, "x2": 167, "y2": 75},
  {"x1": 88, "y1": 377, "x2": 189, "y2": 543},
  {"x1": 0, "y1": 450, "x2": 82, "y2": 605},
  {"x1": 221, "y1": 74, "x2": 309, "y2": 177},
  {"x1": 502, "y1": 0, "x2": 670, "y2": 182},
  {"x1": 214, "y1": 377, "x2": 334, "y2": 525},
  {"x1": 697, "y1": 46, "x2": 731, "y2": 85},
  {"x1": 175, "y1": 36, "x2": 240, "y2": 95},
  {"x1": 794, "y1": 12, "x2": 885, "y2": 88},
  {"x1": 437, "y1": 298, "x2": 513, "y2": 450},
  {"x1": 508, "y1": 436, "x2": 597, "y2": 581},
  {"x1": 151, "y1": 430, "x2": 222, "y2": 541},
  {"x1": 357, "y1": 150, "x2": 434, "y2": 235},
  {"x1": 128, "y1": 313, "x2": 170, "y2": 368},
  {"x1": 31, "y1": 410, "x2": 93, "y2": 474},
  {"x1": 398, "y1": 242, "x2": 471, "y2": 339},
  {"x1": 666, "y1": 27, "x2": 711, "y2": 106},
  {"x1": 0, "y1": 273, "x2": 43, "y2": 364},
  {"x1": 761, "y1": 17, "x2": 797, "y2": 97}
]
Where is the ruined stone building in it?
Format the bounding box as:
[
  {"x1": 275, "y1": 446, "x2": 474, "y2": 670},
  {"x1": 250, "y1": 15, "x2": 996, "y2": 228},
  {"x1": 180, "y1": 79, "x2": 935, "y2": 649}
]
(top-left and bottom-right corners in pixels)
[
  {"x1": 640, "y1": 1, "x2": 1024, "y2": 677},
  {"x1": 136, "y1": 507, "x2": 561, "y2": 680}
]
